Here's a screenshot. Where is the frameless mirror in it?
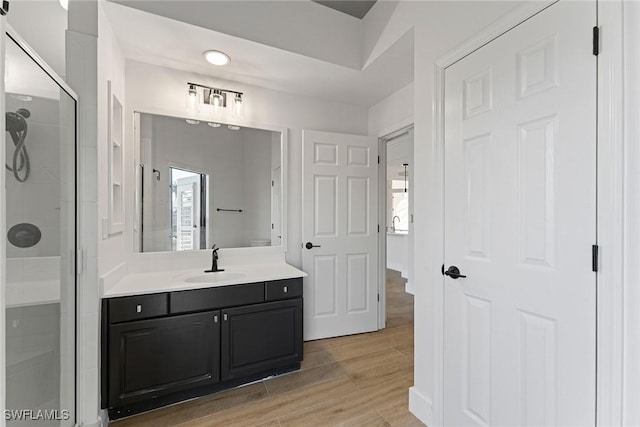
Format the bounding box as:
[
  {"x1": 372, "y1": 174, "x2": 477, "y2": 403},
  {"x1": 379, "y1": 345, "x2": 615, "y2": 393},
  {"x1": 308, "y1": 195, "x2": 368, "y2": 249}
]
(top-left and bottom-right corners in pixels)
[{"x1": 134, "y1": 112, "x2": 283, "y2": 252}]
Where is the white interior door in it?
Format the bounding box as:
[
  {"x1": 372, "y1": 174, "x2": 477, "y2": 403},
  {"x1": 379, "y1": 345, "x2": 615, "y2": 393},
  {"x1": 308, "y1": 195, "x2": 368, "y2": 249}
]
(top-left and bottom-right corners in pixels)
[
  {"x1": 302, "y1": 130, "x2": 378, "y2": 340},
  {"x1": 443, "y1": 2, "x2": 596, "y2": 426}
]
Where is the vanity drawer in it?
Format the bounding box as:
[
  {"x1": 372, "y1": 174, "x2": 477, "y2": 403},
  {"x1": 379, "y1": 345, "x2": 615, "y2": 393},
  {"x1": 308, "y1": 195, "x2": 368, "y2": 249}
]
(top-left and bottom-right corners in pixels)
[
  {"x1": 108, "y1": 293, "x2": 169, "y2": 323},
  {"x1": 265, "y1": 278, "x2": 303, "y2": 301},
  {"x1": 171, "y1": 282, "x2": 265, "y2": 314}
]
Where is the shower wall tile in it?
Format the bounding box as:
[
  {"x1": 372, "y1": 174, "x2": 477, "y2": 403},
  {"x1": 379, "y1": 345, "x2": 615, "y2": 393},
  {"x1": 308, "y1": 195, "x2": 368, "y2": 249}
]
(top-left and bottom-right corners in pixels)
[{"x1": 6, "y1": 258, "x2": 24, "y2": 283}]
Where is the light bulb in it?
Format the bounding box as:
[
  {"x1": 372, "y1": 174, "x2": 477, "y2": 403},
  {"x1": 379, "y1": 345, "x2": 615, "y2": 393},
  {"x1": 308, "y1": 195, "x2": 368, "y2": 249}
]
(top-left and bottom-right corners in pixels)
[
  {"x1": 210, "y1": 89, "x2": 223, "y2": 107},
  {"x1": 232, "y1": 93, "x2": 243, "y2": 119},
  {"x1": 186, "y1": 84, "x2": 199, "y2": 113}
]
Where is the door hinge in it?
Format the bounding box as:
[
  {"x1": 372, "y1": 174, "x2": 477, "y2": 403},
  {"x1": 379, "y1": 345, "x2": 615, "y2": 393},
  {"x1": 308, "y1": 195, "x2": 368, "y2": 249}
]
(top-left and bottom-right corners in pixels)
[
  {"x1": 592, "y1": 244, "x2": 599, "y2": 272},
  {"x1": 378, "y1": 224, "x2": 380, "y2": 233},
  {"x1": 378, "y1": 155, "x2": 380, "y2": 164},
  {"x1": 272, "y1": 180, "x2": 274, "y2": 186},
  {"x1": 377, "y1": 293, "x2": 380, "y2": 302},
  {"x1": 76, "y1": 249, "x2": 84, "y2": 276},
  {"x1": 593, "y1": 26, "x2": 600, "y2": 56}
]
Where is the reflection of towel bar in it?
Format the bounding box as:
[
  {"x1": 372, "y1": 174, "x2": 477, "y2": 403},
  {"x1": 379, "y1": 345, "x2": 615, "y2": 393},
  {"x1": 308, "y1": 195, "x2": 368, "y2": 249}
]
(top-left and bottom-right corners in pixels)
[{"x1": 217, "y1": 208, "x2": 243, "y2": 213}]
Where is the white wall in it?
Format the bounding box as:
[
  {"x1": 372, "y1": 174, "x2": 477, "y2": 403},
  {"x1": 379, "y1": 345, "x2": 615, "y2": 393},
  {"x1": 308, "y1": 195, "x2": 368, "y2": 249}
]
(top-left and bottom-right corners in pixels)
[
  {"x1": 124, "y1": 60, "x2": 369, "y2": 270},
  {"x1": 368, "y1": 82, "x2": 414, "y2": 136},
  {"x1": 97, "y1": 4, "x2": 126, "y2": 276}
]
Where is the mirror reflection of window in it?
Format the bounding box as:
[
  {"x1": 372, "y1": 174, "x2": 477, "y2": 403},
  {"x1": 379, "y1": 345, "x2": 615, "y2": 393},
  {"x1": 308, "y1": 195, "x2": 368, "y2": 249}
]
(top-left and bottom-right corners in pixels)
[{"x1": 170, "y1": 167, "x2": 208, "y2": 251}]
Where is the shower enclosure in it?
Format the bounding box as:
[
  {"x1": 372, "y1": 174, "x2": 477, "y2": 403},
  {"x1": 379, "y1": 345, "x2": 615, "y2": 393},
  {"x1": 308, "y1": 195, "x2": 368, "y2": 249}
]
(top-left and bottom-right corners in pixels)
[{"x1": 3, "y1": 27, "x2": 77, "y2": 426}]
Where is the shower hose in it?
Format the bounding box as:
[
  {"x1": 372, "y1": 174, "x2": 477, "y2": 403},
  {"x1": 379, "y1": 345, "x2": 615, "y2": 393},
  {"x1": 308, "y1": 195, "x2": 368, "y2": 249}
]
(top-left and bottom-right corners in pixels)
[{"x1": 5, "y1": 111, "x2": 30, "y2": 183}]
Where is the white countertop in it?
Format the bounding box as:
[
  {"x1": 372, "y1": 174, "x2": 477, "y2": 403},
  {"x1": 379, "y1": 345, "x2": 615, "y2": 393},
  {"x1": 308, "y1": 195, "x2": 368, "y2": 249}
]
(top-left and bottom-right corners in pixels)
[{"x1": 103, "y1": 263, "x2": 307, "y2": 298}]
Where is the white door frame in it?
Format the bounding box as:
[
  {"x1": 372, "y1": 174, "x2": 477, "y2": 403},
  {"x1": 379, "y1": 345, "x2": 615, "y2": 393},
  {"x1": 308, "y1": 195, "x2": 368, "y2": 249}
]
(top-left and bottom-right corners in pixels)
[{"x1": 423, "y1": 1, "x2": 628, "y2": 425}]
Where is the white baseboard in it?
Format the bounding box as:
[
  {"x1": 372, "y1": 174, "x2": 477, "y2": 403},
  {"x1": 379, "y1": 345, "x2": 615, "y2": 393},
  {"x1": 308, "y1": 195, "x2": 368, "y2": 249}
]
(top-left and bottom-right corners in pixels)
[
  {"x1": 409, "y1": 386, "x2": 433, "y2": 426},
  {"x1": 387, "y1": 263, "x2": 403, "y2": 273}
]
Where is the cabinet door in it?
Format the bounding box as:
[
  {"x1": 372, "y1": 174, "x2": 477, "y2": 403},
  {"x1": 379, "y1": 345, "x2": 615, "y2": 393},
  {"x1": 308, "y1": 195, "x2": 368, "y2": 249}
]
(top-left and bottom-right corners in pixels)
[
  {"x1": 108, "y1": 310, "x2": 220, "y2": 407},
  {"x1": 221, "y1": 299, "x2": 303, "y2": 381}
]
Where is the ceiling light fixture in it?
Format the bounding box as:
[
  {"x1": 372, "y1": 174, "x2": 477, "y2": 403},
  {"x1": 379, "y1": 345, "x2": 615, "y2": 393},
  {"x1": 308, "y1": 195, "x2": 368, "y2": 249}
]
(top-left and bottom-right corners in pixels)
[
  {"x1": 207, "y1": 122, "x2": 221, "y2": 128},
  {"x1": 186, "y1": 119, "x2": 200, "y2": 125},
  {"x1": 186, "y1": 82, "x2": 244, "y2": 118},
  {"x1": 203, "y1": 50, "x2": 230, "y2": 66},
  {"x1": 228, "y1": 125, "x2": 241, "y2": 131},
  {"x1": 402, "y1": 163, "x2": 408, "y2": 193}
]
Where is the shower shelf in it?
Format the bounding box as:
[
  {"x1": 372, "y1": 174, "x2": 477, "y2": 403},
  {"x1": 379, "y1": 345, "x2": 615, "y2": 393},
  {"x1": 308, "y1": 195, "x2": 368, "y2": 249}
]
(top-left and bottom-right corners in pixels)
[{"x1": 107, "y1": 80, "x2": 124, "y2": 236}]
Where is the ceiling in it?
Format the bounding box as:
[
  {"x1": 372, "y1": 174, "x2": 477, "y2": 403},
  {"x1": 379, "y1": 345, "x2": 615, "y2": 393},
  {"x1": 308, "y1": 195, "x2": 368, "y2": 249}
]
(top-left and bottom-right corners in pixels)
[
  {"x1": 103, "y1": 1, "x2": 413, "y2": 108},
  {"x1": 7, "y1": 0, "x2": 68, "y2": 78},
  {"x1": 312, "y1": 1, "x2": 377, "y2": 19}
]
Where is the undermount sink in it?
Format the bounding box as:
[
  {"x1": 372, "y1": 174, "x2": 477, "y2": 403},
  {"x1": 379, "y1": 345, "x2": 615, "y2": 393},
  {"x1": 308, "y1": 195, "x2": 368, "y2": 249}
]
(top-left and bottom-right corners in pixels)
[{"x1": 183, "y1": 272, "x2": 247, "y2": 284}]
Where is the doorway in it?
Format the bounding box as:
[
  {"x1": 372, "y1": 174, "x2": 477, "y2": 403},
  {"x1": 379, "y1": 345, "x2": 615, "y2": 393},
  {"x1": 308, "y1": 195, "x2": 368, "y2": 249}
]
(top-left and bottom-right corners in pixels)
[{"x1": 383, "y1": 127, "x2": 413, "y2": 295}]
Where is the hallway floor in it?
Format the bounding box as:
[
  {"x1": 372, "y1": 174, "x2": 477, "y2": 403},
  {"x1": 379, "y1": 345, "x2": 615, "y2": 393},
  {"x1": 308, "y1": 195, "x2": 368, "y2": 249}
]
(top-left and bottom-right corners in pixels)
[{"x1": 111, "y1": 269, "x2": 422, "y2": 426}]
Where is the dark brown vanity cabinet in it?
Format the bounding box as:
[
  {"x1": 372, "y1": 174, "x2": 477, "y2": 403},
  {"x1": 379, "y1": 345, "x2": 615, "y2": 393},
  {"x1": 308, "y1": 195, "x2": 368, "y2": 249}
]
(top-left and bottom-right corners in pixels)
[
  {"x1": 107, "y1": 310, "x2": 220, "y2": 407},
  {"x1": 221, "y1": 298, "x2": 303, "y2": 380},
  {"x1": 102, "y1": 278, "x2": 303, "y2": 418}
]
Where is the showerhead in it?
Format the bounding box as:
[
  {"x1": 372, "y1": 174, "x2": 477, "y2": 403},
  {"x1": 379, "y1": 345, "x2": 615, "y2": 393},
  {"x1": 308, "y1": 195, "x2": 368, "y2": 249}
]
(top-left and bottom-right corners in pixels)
[{"x1": 6, "y1": 109, "x2": 29, "y2": 133}]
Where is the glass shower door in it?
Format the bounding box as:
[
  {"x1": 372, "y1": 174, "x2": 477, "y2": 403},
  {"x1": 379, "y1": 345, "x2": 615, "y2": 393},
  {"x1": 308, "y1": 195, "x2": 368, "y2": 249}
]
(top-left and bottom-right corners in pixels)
[{"x1": 4, "y1": 29, "x2": 76, "y2": 426}]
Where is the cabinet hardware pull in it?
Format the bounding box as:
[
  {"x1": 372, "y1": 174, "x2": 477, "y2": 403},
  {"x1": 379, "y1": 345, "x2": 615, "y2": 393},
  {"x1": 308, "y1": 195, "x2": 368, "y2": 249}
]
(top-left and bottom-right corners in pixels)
[
  {"x1": 136, "y1": 305, "x2": 142, "y2": 313},
  {"x1": 214, "y1": 315, "x2": 218, "y2": 323},
  {"x1": 283, "y1": 286, "x2": 288, "y2": 293},
  {"x1": 224, "y1": 313, "x2": 228, "y2": 321}
]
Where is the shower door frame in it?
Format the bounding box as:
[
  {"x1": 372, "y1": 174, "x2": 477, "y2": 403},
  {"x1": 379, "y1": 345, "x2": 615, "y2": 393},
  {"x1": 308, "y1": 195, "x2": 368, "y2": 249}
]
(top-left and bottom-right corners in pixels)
[{"x1": 1, "y1": 25, "x2": 79, "y2": 427}]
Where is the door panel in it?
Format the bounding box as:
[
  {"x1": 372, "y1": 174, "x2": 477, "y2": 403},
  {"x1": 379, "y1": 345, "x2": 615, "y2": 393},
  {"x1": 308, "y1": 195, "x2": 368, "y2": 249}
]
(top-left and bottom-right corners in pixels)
[
  {"x1": 302, "y1": 130, "x2": 378, "y2": 340},
  {"x1": 443, "y1": 2, "x2": 596, "y2": 425},
  {"x1": 108, "y1": 311, "x2": 220, "y2": 407},
  {"x1": 221, "y1": 300, "x2": 303, "y2": 381}
]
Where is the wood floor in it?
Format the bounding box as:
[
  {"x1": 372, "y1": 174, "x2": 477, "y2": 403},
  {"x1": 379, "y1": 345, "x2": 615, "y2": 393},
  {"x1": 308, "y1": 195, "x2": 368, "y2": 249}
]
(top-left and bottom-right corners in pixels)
[{"x1": 111, "y1": 269, "x2": 422, "y2": 427}]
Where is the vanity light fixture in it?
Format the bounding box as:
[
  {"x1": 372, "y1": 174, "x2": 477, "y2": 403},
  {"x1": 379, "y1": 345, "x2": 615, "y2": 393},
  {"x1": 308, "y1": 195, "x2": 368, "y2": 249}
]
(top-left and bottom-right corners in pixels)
[
  {"x1": 228, "y1": 125, "x2": 241, "y2": 131},
  {"x1": 207, "y1": 122, "x2": 221, "y2": 128},
  {"x1": 402, "y1": 163, "x2": 408, "y2": 193},
  {"x1": 203, "y1": 50, "x2": 230, "y2": 66},
  {"x1": 186, "y1": 82, "x2": 244, "y2": 117},
  {"x1": 186, "y1": 119, "x2": 200, "y2": 125}
]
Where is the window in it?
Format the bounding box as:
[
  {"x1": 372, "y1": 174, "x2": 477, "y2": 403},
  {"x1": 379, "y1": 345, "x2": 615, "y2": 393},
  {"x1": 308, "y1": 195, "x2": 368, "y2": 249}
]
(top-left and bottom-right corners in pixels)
[{"x1": 390, "y1": 179, "x2": 409, "y2": 232}]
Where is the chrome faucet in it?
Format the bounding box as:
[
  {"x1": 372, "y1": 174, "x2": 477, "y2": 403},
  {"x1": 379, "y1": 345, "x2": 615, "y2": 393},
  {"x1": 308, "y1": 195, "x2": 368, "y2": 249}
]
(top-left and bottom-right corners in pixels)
[
  {"x1": 392, "y1": 215, "x2": 401, "y2": 232},
  {"x1": 205, "y1": 245, "x2": 225, "y2": 273}
]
